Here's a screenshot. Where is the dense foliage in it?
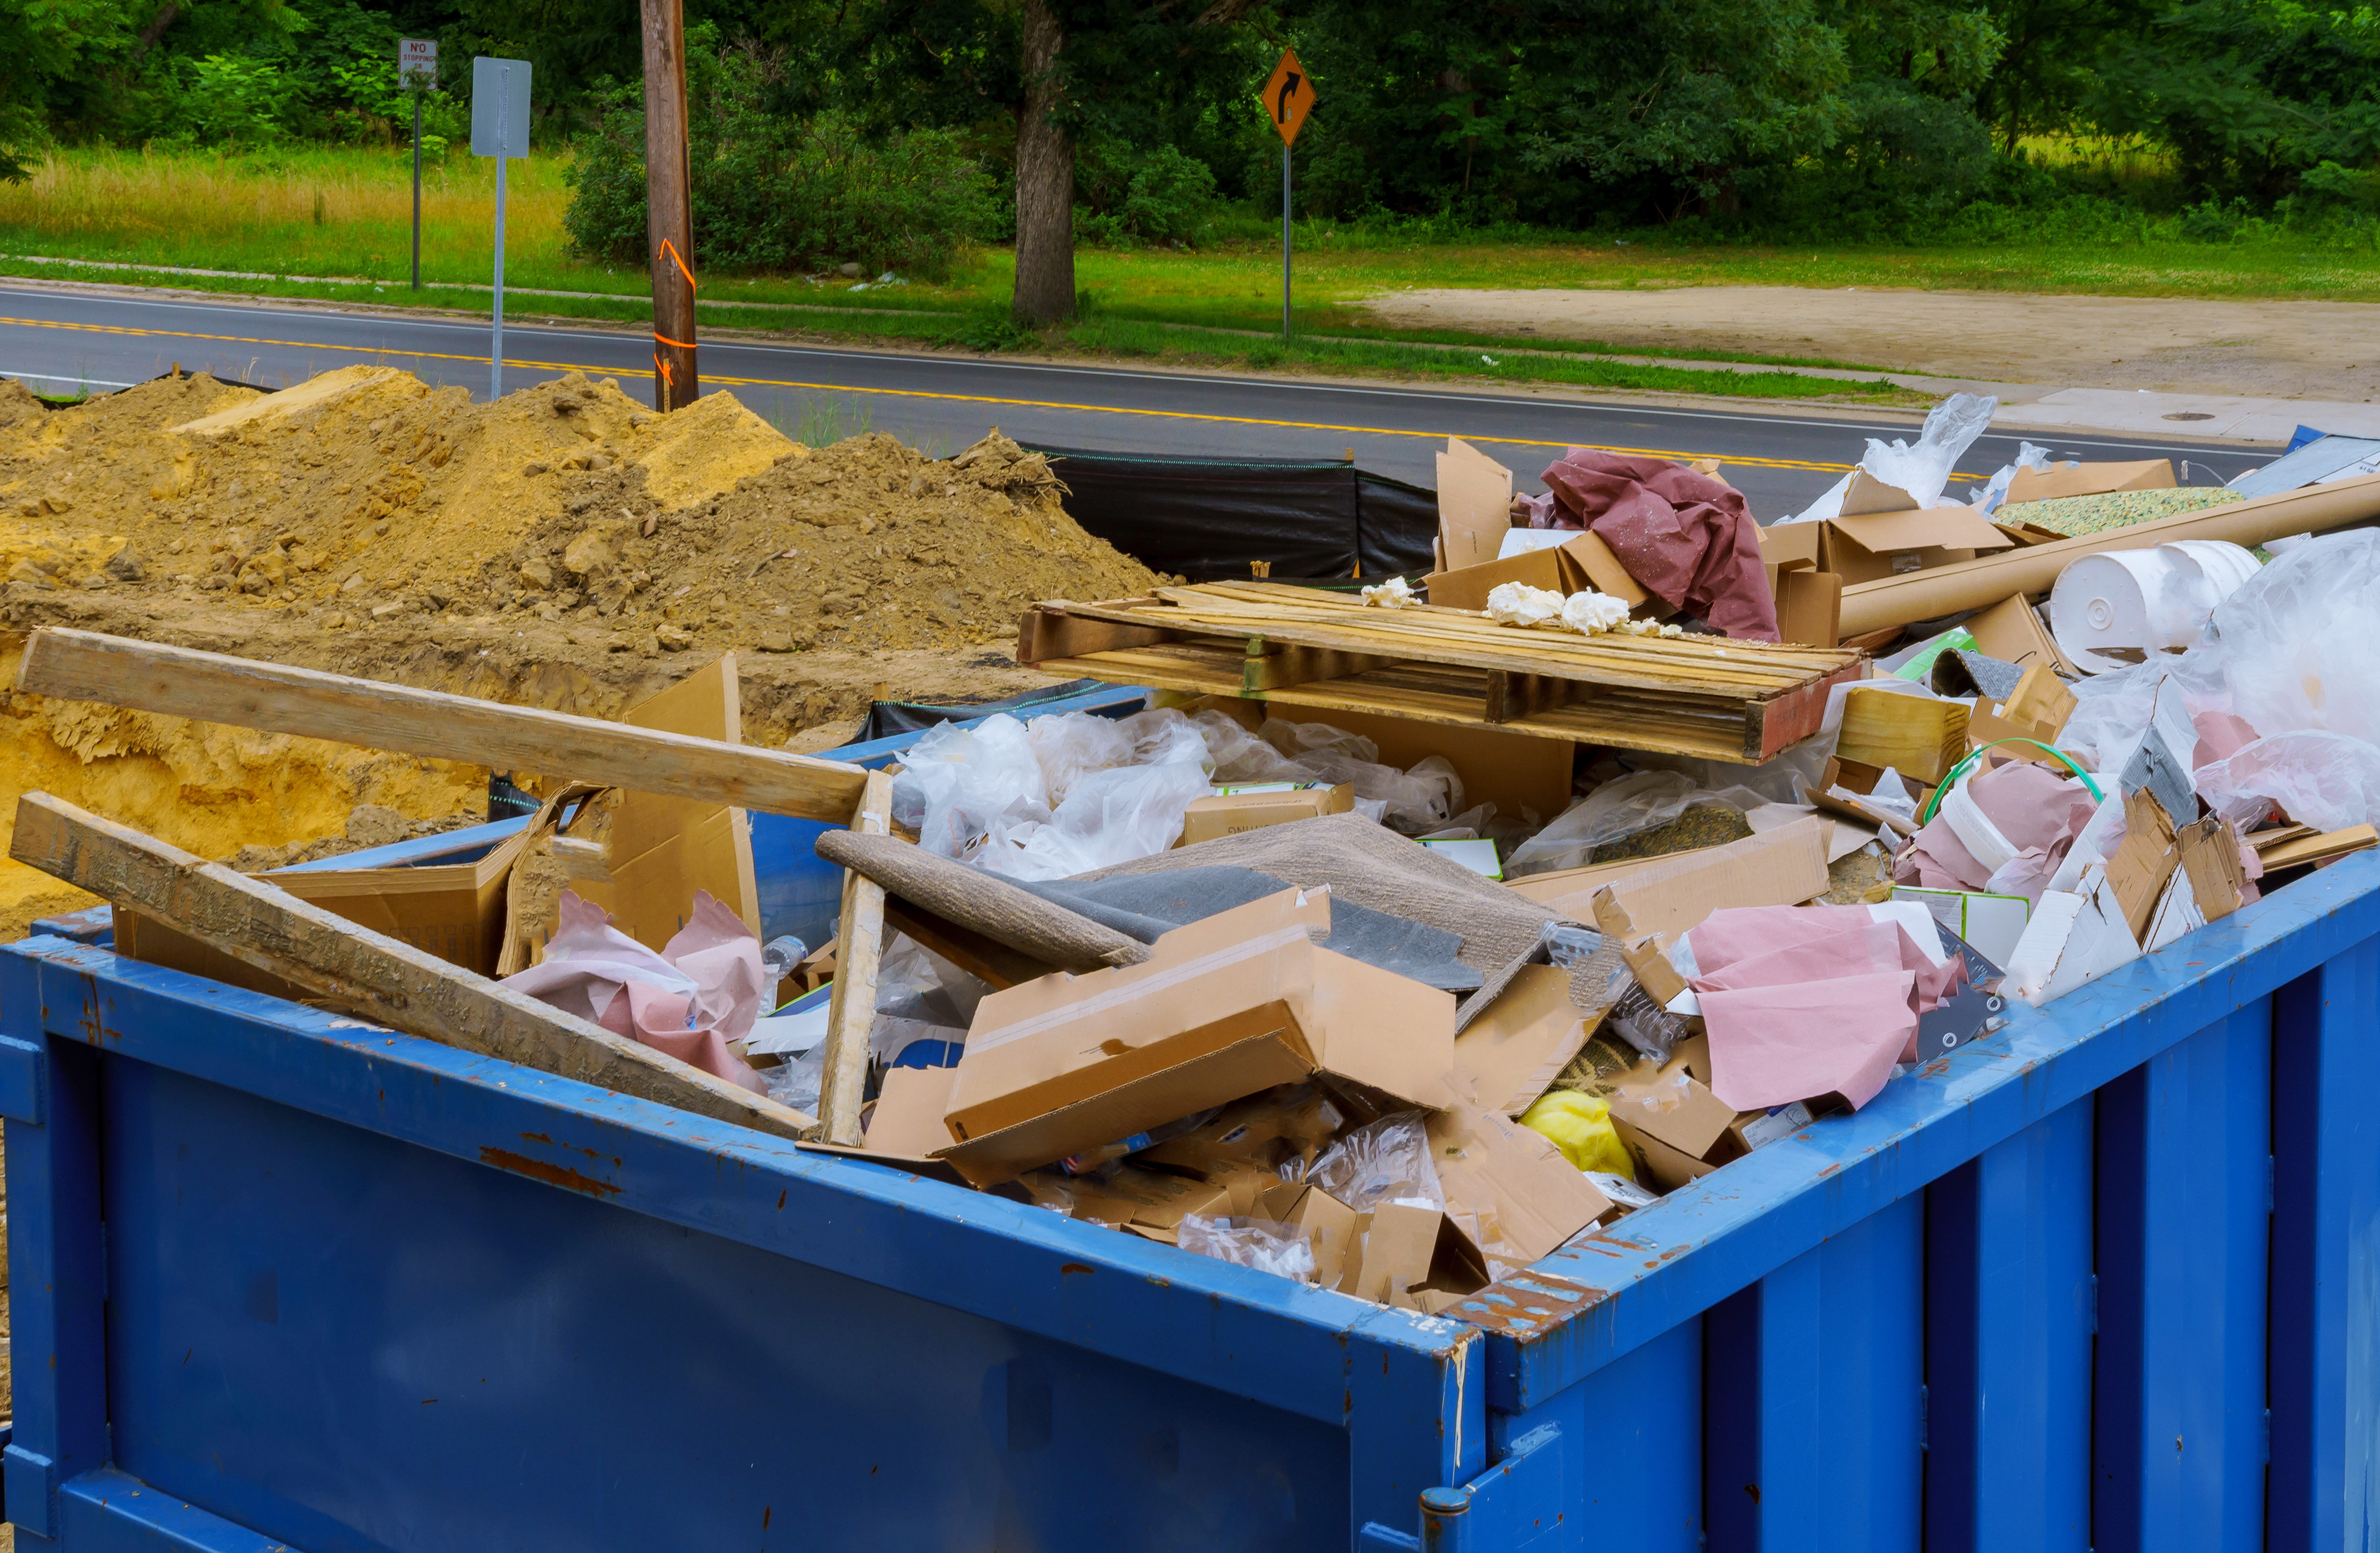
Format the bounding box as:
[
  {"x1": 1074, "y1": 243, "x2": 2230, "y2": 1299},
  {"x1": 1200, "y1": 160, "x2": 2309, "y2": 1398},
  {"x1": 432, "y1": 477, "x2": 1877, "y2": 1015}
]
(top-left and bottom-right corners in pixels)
[{"x1": 4, "y1": 0, "x2": 2374, "y2": 246}]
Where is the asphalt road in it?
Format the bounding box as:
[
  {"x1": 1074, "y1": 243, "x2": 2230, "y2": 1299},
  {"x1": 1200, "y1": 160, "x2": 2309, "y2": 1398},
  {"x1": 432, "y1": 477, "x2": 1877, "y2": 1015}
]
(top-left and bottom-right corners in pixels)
[{"x1": 0, "y1": 283, "x2": 2272, "y2": 519}]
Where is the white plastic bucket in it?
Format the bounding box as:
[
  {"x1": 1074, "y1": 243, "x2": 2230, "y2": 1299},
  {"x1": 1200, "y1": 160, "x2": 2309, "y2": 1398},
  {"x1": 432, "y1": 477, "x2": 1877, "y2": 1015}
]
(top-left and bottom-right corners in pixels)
[{"x1": 2048, "y1": 540, "x2": 2260, "y2": 675}]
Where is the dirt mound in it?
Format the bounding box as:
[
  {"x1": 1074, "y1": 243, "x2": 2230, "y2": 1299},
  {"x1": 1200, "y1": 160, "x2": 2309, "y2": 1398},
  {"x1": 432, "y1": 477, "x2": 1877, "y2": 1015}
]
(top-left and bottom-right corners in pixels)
[
  {"x1": 0, "y1": 367, "x2": 1157, "y2": 652},
  {"x1": 0, "y1": 367, "x2": 1144, "y2": 937}
]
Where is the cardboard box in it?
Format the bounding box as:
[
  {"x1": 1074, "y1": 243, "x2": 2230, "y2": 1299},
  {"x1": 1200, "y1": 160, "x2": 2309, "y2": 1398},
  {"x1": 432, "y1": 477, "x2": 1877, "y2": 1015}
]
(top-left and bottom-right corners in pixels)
[
  {"x1": 1344, "y1": 1200, "x2": 1447, "y2": 1304},
  {"x1": 937, "y1": 887, "x2": 1458, "y2": 1185},
  {"x1": 1425, "y1": 529, "x2": 1648, "y2": 613},
  {"x1": 1428, "y1": 1104, "x2": 1612, "y2": 1267},
  {"x1": 1823, "y1": 505, "x2": 2017, "y2": 587},
  {"x1": 1436, "y1": 437, "x2": 1514, "y2": 572},
  {"x1": 1964, "y1": 592, "x2": 2081, "y2": 679},
  {"x1": 1603, "y1": 1053, "x2": 1738, "y2": 1160},
  {"x1": 119, "y1": 824, "x2": 530, "y2": 996},
  {"x1": 2005, "y1": 458, "x2": 2175, "y2": 507},
  {"x1": 861, "y1": 1065, "x2": 962, "y2": 1156},
  {"x1": 1258, "y1": 1179, "x2": 1360, "y2": 1287},
  {"x1": 1505, "y1": 851, "x2": 1707, "y2": 912},
  {"x1": 1018, "y1": 1165, "x2": 1237, "y2": 1243},
  {"x1": 1453, "y1": 963, "x2": 1596, "y2": 1115},
  {"x1": 1608, "y1": 1114, "x2": 1720, "y2": 1192},
  {"x1": 1175, "y1": 783, "x2": 1352, "y2": 846}
]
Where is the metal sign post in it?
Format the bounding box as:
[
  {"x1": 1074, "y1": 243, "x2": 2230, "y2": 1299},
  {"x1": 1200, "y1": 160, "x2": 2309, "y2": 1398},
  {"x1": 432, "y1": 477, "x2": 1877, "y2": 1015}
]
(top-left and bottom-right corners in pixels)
[
  {"x1": 1260, "y1": 50, "x2": 1315, "y2": 340},
  {"x1": 399, "y1": 40, "x2": 436, "y2": 292},
  {"x1": 471, "y1": 56, "x2": 532, "y2": 400}
]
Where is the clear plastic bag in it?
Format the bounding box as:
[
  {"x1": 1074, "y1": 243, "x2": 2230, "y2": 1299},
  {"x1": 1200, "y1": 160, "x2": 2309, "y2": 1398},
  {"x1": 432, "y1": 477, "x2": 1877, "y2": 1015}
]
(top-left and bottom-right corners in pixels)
[
  {"x1": 1859, "y1": 392, "x2": 1998, "y2": 513},
  {"x1": 1964, "y1": 440, "x2": 2052, "y2": 515},
  {"x1": 2170, "y1": 531, "x2": 2380, "y2": 747},
  {"x1": 1305, "y1": 1112, "x2": 1445, "y2": 1213},
  {"x1": 2192, "y1": 730, "x2": 2380, "y2": 832},
  {"x1": 1540, "y1": 921, "x2": 1604, "y2": 967},
  {"x1": 1259, "y1": 719, "x2": 1463, "y2": 831},
  {"x1": 1179, "y1": 1215, "x2": 1319, "y2": 1282},
  {"x1": 1506, "y1": 770, "x2": 1696, "y2": 876}
]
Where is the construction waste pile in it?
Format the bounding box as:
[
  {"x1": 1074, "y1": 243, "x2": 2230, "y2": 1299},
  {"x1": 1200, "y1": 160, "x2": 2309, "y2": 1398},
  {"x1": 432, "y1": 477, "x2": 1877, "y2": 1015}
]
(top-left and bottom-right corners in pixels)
[{"x1": 10, "y1": 373, "x2": 2380, "y2": 1316}]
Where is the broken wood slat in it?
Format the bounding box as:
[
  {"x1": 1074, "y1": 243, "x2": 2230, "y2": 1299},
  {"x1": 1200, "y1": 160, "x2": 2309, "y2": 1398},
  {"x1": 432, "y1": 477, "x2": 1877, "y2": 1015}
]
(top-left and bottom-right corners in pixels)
[
  {"x1": 14, "y1": 628, "x2": 869, "y2": 823},
  {"x1": 2256, "y1": 824, "x2": 2380, "y2": 871},
  {"x1": 816, "y1": 768, "x2": 893, "y2": 1146},
  {"x1": 10, "y1": 792, "x2": 813, "y2": 1141}
]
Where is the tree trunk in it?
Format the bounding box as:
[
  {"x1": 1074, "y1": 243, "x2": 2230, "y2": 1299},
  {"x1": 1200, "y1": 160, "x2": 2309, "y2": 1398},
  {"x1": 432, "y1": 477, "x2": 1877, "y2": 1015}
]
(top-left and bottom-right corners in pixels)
[
  {"x1": 1011, "y1": 0, "x2": 1075, "y2": 328},
  {"x1": 640, "y1": 0, "x2": 700, "y2": 410}
]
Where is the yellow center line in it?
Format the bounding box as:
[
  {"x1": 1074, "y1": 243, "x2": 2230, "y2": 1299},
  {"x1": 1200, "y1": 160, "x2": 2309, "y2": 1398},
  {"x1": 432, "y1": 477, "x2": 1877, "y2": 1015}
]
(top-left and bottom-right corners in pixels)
[{"x1": 0, "y1": 310, "x2": 1863, "y2": 475}]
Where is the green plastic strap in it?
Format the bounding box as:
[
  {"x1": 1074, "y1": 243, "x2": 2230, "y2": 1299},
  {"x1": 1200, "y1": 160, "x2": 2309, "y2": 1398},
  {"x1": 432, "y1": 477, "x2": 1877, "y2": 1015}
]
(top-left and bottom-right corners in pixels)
[{"x1": 1917, "y1": 737, "x2": 2104, "y2": 826}]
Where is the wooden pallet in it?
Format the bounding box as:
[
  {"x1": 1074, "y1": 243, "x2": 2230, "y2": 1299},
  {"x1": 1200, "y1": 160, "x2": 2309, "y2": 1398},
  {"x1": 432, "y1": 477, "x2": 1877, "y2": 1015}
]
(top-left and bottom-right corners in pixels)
[{"x1": 1018, "y1": 582, "x2": 1868, "y2": 764}]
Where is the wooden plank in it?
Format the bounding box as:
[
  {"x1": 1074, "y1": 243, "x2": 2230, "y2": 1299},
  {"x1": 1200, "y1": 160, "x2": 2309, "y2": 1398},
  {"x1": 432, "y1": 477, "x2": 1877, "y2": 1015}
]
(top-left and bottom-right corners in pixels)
[
  {"x1": 816, "y1": 768, "x2": 892, "y2": 1146},
  {"x1": 15, "y1": 628, "x2": 868, "y2": 823},
  {"x1": 9, "y1": 791, "x2": 812, "y2": 1141},
  {"x1": 2256, "y1": 825, "x2": 2379, "y2": 871},
  {"x1": 1016, "y1": 607, "x2": 1171, "y2": 664}
]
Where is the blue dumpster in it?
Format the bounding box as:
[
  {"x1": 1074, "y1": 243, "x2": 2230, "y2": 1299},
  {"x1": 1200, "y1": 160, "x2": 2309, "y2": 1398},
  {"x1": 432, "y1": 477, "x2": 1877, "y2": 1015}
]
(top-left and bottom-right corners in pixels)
[{"x1": 5, "y1": 792, "x2": 2378, "y2": 1548}]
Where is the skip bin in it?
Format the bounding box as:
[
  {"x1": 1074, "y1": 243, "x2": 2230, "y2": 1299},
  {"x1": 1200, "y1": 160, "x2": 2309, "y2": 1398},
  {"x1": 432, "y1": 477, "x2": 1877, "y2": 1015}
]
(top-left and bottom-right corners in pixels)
[{"x1": 6, "y1": 836, "x2": 2380, "y2": 1549}]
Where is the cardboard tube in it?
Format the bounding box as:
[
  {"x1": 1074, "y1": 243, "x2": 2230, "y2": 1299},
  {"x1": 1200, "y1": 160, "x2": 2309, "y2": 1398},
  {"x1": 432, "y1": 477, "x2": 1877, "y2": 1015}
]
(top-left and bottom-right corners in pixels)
[{"x1": 1837, "y1": 472, "x2": 2380, "y2": 639}]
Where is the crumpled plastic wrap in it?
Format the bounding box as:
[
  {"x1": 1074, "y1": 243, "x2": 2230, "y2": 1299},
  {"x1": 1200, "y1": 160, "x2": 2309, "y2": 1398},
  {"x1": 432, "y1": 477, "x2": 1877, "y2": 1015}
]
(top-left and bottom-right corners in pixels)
[
  {"x1": 1787, "y1": 393, "x2": 1998, "y2": 523},
  {"x1": 2052, "y1": 534, "x2": 2380, "y2": 834},
  {"x1": 1503, "y1": 769, "x2": 1764, "y2": 877},
  {"x1": 1178, "y1": 1215, "x2": 1319, "y2": 1282},
  {"x1": 2193, "y1": 731, "x2": 2380, "y2": 832},
  {"x1": 1256, "y1": 719, "x2": 1461, "y2": 832},
  {"x1": 1300, "y1": 1112, "x2": 1445, "y2": 1213}
]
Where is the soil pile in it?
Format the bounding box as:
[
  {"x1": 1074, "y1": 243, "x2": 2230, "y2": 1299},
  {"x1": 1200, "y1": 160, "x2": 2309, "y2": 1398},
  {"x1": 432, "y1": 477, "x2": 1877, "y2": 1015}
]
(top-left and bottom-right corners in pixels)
[
  {"x1": 0, "y1": 365, "x2": 1156, "y2": 653},
  {"x1": 0, "y1": 366, "x2": 1149, "y2": 938}
]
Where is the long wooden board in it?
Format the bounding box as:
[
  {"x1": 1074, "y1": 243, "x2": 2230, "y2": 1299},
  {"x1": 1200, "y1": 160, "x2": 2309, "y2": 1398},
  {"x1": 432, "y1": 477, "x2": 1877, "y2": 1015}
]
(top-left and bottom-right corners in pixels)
[
  {"x1": 14, "y1": 628, "x2": 868, "y2": 822},
  {"x1": 815, "y1": 769, "x2": 892, "y2": 1146},
  {"x1": 10, "y1": 792, "x2": 815, "y2": 1143}
]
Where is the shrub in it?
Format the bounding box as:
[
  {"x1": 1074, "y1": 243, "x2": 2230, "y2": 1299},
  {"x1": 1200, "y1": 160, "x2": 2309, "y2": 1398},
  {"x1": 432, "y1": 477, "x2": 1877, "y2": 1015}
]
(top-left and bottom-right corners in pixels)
[{"x1": 564, "y1": 40, "x2": 994, "y2": 280}]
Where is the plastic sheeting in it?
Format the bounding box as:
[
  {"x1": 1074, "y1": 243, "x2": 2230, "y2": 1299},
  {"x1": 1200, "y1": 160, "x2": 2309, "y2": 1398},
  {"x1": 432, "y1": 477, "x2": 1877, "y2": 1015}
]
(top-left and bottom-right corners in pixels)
[{"x1": 1029, "y1": 445, "x2": 1438, "y2": 581}]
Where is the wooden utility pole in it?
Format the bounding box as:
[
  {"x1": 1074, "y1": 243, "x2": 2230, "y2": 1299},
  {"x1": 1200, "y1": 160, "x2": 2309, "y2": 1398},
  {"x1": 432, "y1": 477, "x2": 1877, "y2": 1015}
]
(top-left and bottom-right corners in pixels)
[{"x1": 638, "y1": 0, "x2": 698, "y2": 410}]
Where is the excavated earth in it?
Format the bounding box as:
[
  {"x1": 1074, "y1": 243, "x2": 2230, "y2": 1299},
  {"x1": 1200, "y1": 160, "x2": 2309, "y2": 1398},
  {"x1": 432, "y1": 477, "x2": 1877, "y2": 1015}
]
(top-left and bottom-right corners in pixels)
[{"x1": 0, "y1": 366, "x2": 1160, "y2": 938}]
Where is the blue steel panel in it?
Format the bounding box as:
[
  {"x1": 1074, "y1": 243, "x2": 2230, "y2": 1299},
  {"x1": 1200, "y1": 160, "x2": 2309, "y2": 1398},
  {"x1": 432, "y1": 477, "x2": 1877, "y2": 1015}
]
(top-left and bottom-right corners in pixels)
[
  {"x1": 0, "y1": 966, "x2": 109, "y2": 1548},
  {"x1": 2268, "y1": 937, "x2": 2380, "y2": 1553},
  {"x1": 0, "y1": 1032, "x2": 48, "y2": 1124},
  {"x1": 12, "y1": 943, "x2": 1473, "y2": 1437},
  {"x1": 102, "y1": 1055, "x2": 1352, "y2": 1553},
  {"x1": 1469, "y1": 1314, "x2": 1699, "y2": 1553},
  {"x1": 59, "y1": 1467, "x2": 296, "y2": 1552},
  {"x1": 1703, "y1": 1195, "x2": 1923, "y2": 1553},
  {"x1": 1490, "y1": 850, "x2": 2380, "y2": 1412},
  {"x1": 1922, "y1": 1098, "x2": 2093, "y2": 1553},
  {"x1": 2093, "y1": 1000, "x2": 2272, "y2": 1553}
]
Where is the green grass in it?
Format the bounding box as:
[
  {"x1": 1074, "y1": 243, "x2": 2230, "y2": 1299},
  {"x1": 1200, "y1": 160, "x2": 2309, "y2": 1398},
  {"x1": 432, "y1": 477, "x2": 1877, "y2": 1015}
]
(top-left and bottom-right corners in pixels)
[{"x1": 3, "y1": 142, "x2": 2372, "y2": 407}]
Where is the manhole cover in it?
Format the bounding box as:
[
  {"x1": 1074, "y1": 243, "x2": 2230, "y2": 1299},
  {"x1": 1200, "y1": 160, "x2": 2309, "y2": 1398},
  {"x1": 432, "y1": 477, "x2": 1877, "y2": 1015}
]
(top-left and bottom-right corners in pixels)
[{"x1": 2163, "y1": 411, "x2": 2217, "y2": 421}]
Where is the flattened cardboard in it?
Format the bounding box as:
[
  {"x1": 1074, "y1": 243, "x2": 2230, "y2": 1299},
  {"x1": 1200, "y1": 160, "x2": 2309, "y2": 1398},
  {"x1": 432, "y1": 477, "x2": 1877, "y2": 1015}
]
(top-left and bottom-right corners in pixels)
[
  {"x1": 1436, "y1": 438, "x2": 1515, "y2": 572},
  {"x1": 1176, "y1": 783, "x2": 1353, "y2": 846},
  {"x1": 2105, "y1": 788, "x2": 2180, "y2": 943},
  {"x1": 938, "y1": 888, "x2": 1457, "y2": 1185},
  {"x1": 2005, "y1": 458, "x2": 2175, "y2": 507},
  {"x1": 1453, "y1": 963, "x2": 1595, "y2": 1115},
  {"x1": 2257, "y1": 824, "x2": 2380, "y2": 870},
  {"x1": 1587, "y1": 818, "x2": 1830, "y2": 950},
  {"x1": 2175, "y1": 815, "x2": 2248, "y2": 923},
  {"x1": 1346, "y1": 1201, "x2": 1445, "y2": 1304},
  {"x1": 1425, "y1": 529, "x2": 1648, "y2": 612},
  {"x1": 2006, "y1": 863, "x2": 2142, "y2": 1006},
  {"x1": 1776, "y1": 568, "x2": 1844, "y2": 648},
  {"x1": 1021, "y1": 1165, "x2": 1235, "y2": 1243},
  {"x1": 1258, "y1": 1180, "x2": 1358, "y2": 1287},
  {"x1": 1838, "y1": 469, "x2": 1924, "y2": 517},
  {"x1": 1965, "y1": 592, "x2": 2081, "y2": 679},
  {"x1": 861, "y1": 1064, "x2": 962, "y2": 1156},
  {"x1": 1427, "y1": 1105, "x2": 1611, "y2": 1266},
  {"x1": 1505, "y1": 851, "x2": 1706, "y2": 912}
]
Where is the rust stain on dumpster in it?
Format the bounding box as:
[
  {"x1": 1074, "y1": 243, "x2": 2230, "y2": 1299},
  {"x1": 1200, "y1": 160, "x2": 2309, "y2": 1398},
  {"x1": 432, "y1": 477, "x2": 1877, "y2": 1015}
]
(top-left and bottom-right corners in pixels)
[
  {"x1": 1446, "y1": 1270, "x2": 1605, "y2": 1338},
  {"x1": 479, "y1": 1145, "x2": 623, "y2": 1198}
]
